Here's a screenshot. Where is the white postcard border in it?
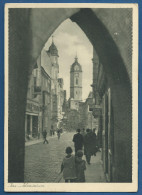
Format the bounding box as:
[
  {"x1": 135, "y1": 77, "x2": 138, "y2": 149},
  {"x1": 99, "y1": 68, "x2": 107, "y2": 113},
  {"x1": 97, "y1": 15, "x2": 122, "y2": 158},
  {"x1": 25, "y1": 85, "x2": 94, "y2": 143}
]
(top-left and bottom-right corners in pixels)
[{"x1": 4, "y1": 3, "x2": 138, "y2": 192}]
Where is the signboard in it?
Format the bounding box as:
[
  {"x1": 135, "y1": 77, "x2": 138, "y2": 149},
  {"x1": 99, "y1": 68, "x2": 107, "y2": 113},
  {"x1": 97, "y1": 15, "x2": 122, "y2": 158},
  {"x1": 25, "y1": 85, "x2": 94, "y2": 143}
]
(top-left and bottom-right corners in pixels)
[
  {"x1": 89, "y1": 103, "x2": 95, "y2": 111},
  {"x1": 89, "y1": 104, "x2": 102, "y2": 117},
  {"x1": 26, "y1": 100, "x2": 40, "y2": 113},
  {"x1": 93, "y1": 106, "x2": 102, "y2": 117}
]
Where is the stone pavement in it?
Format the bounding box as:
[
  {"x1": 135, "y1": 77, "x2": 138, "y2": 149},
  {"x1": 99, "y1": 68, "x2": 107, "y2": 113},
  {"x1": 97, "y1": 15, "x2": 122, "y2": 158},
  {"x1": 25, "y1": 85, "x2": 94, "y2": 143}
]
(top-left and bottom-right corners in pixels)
[
  {"x1": 85, "y1": 153, "x2": 106, "y2": 182},
  {"x1": 25, "y1": 138, "x2": 43, "y2": 147},
  {"x1": 24, "y1": 132, "x2": 74, "y2": 182},
  {"x1": 25, "y1": 132, "x2": 65, "y2": 147},
  {"x1": 24, "y1": 132, "x2": 106, "y2": 183}
]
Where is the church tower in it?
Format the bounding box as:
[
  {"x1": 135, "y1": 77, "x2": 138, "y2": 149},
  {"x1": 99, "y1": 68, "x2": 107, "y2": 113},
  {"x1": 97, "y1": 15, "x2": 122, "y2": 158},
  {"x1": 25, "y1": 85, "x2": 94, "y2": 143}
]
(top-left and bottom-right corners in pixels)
[
  {"x1": 47, "y1": 36, "x2": 59, "y2": 95},
  {"x1": 47, "y1": 36, "x2": 59, "y2": 129},
  {"x1": 48, "y1": 36, "x2": 59, "y2": 65},
  {"x1": 70, "y1": 56, "x2": 82, "y2": 101}
]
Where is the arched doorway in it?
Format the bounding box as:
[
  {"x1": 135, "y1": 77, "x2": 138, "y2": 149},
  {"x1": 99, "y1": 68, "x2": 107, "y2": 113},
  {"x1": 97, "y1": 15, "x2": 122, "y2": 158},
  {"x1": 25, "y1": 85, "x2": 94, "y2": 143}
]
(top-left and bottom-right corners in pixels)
[{"x1": 8, "y1": 7, "x2": 132, "y2": 182}]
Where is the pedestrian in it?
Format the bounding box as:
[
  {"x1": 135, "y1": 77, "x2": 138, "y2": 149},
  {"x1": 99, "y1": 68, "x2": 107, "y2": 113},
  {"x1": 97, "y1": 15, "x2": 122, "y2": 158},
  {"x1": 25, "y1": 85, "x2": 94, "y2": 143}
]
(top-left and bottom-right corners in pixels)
[
  {"x1": 60, "y1": 128, "x2": 63, "y2": 133},
  {"x1": 50, "y1": 129, "x2": 52, "y2": 136},
  {"x1": 53, "y1": 129, "x2": 55, "y2": 136},
  {"x1": 57, "y1": 129, "x2": 61, "y2": 140},
  {"x1": 38, "y1": 131, "x2": 40, "y2": 139},
  {"x1": 42, "y1": 130, "x2": 48, "y2": 144},
  {"x1": 84, "y1": 129, "x2": 94, "y2": 164},
  {"x1": 75, "y1": 150, "x2": 86, "y2": 182},
  {"x1": 61, "y1": 147, "x2": 76, "y2": 183},
  {"x1": 50, "y1": 125, "x2": 54, "y2": 136},
  {"x1": 81, "y1": 128, "x2": 86, "y2": 137},
  {"x1": 72, "y1": 129, "x2": 84, "y2": 155}
]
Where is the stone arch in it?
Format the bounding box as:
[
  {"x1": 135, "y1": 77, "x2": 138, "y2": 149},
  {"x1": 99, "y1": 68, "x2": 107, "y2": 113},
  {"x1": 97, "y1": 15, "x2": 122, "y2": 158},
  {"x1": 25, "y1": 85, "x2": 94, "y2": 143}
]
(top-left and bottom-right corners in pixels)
[{"x1": 9, "y1": 8, "x2": 132, "y2": 182}]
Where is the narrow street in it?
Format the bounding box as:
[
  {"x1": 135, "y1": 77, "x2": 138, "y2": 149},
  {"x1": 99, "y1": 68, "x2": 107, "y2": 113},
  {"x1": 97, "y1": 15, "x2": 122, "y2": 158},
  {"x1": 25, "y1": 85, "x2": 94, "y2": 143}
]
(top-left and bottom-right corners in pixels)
[
  {"x1": 24, "y1": 132, "x2": 106, "y2": 183},
  {"x1": 24, "y1": 132, "x2": 74, "y2": 182}
]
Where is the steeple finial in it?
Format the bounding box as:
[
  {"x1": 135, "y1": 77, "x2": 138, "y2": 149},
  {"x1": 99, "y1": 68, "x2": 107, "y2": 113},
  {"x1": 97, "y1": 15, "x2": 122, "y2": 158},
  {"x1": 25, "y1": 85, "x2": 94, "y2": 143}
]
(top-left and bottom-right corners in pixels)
[
  {"x1": 52, "y1": 35, "x2": 54, "y2": 44},
  {"x1": 75, "y1": 51, "x2": 78, "y2": 62}
]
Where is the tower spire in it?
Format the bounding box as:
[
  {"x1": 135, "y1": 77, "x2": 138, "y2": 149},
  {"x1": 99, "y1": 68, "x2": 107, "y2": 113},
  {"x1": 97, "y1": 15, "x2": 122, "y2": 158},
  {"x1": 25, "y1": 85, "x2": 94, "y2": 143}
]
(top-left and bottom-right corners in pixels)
[
  {"x1": 52, "y1": 35, "x2": 54, "y2": 44},
  {"x1": 75, "y1": 51, "x2": 78, "y2": 62},
  {"x1": 48, "y1": 35, "x2": 59, "y2": 57}
]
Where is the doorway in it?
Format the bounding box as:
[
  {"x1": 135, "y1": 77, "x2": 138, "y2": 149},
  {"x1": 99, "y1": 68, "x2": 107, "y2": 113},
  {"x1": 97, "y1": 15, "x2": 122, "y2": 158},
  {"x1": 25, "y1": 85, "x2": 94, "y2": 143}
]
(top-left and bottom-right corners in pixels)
[{"x1": 32, "y1": 116, "x2": 38, "y2": 138}]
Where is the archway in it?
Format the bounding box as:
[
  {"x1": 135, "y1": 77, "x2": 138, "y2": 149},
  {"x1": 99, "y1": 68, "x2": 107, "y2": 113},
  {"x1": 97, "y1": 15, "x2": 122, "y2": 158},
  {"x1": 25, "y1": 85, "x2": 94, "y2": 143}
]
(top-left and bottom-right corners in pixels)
[{"x1": 8, "y1": 8, "x2": 132, "y2": 182}]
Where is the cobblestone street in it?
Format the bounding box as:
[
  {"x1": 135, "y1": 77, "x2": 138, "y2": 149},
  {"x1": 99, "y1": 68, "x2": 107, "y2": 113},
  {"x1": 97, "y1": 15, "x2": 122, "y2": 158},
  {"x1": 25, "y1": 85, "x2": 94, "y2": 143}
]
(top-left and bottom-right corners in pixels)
[
  {"x1": 24, "y1": 132, "x2": 74, "y2": 182},
  {"x1": 24, "y1": 131, "x2": 106, "y2": 183}
]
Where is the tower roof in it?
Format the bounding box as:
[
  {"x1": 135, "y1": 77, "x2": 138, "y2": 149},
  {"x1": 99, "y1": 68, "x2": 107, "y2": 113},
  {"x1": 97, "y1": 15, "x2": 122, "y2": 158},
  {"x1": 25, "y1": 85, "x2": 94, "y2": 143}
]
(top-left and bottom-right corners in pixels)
[
  {"x1": 48, "y1": 36, "x2": 59, "y2": 57},
  {"x1": 70, "y1": 56, "x2": 82, "y2": 72}
]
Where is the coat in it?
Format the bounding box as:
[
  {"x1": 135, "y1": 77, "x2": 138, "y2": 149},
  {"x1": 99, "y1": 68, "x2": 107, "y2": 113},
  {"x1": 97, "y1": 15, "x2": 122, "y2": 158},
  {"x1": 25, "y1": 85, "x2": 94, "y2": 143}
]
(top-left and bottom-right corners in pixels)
[
  {"x1": 73, "y1": 133, "x2": 83, "y2": 151},
  {"x1": 42, "y1": 131, "x2": 47, "y2": 138},
  {"x1": 84, "y1": 132, "x2": 96, "y2": 156},
  {"x1": 61, "y1": 155, "x2": 76, "y2": 180},
  {"x1": 75, "y1": 157, "x2": 86, "y2": 182}
]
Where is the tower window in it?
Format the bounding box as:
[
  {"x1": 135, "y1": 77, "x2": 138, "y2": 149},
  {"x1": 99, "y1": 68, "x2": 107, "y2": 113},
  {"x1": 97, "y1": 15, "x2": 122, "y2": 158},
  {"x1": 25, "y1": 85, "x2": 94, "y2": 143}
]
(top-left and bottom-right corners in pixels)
[
  {"x1": 76, "y1": 91, "x2": 77, "y2": 95},
  {"x1": 76, "y1": 78, "x2": 78, "y2": 85}
]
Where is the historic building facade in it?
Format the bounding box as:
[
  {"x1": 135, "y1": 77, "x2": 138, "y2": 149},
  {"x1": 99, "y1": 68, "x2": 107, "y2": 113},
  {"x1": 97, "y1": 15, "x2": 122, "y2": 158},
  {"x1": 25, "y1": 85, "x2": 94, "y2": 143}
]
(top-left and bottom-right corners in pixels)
[
  {"x1": 57, "y1": 78, "x2": 65, "y2": 127},
  {"x1": 78, "y1": 92, "x2": 98, "y2": 131},
  {"x1": 90, "y1": 47, "x2": 132, "y2": 182},
  {"x1": 40, "y1": 66, "x2": 51, "y2": 134},
  {"x1": 47, "y1": 39, "x2": 60, "y2": 130},
  {"x1": 25, "y1": 38, "x2": 65, "y2": 138},
  {"x1": 25, "y1": 64, "x2": 41, "y2": 140}
]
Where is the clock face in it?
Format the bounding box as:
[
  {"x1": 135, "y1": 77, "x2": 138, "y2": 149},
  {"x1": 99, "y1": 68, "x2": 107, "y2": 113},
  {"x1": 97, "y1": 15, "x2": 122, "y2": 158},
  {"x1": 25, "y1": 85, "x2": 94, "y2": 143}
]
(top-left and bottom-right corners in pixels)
[{"x1": 74, "y1": 65, "x2": 79, "y2": 71}]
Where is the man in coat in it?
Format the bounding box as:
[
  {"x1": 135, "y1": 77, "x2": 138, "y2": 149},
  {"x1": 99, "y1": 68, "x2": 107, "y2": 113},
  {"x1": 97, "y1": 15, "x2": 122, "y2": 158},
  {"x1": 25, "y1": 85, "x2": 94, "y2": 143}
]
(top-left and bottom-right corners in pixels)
[
  {"x1": 84, "y1": 129, "x2": 95, "y2": 164},
  {"x1": 72, "y1": 129, "x2": 84, "y2": 155}
]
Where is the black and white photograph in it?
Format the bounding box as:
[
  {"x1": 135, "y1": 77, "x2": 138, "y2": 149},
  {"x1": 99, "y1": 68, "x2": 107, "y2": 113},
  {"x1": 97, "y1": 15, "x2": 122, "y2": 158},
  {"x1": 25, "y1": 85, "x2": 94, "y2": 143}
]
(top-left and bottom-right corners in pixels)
[{"x1": 4, "y1": 3, "x2": 138, "y2": 192}]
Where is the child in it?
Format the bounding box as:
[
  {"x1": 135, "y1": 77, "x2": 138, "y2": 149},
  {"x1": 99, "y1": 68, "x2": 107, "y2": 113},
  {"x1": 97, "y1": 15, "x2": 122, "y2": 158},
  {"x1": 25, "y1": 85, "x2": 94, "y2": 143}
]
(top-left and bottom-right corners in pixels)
[
  {"x1": 75, "y1": 150, "x2": 86, "y2": 182},
  {"x1": 61, "y1": 147, "x2": 76, "y2": 182}
]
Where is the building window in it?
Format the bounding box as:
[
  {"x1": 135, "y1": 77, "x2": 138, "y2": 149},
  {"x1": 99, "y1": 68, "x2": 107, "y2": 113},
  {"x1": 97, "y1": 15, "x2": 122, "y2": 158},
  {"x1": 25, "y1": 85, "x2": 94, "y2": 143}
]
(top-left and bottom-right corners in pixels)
[
  {"x1": 76, "y1": 78, "x2": 78, "y2": 85},
  {"x1": 34, "y1": 77, "x2": 36, "y2": 86}
]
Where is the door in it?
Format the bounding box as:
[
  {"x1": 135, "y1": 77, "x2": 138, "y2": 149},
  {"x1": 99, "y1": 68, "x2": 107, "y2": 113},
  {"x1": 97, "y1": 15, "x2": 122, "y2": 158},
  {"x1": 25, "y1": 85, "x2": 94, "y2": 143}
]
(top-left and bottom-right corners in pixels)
[{"x1": 32, "y1": 116, "x2": 38, "y2": 138}]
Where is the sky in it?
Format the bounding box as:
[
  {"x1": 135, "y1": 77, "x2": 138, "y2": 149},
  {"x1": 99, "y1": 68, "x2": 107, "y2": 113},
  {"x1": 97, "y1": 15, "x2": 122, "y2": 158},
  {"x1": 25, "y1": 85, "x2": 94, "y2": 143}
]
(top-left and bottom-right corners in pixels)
[{"x1": 44, "y1": 19, "x2": 93, "y2": 101}]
